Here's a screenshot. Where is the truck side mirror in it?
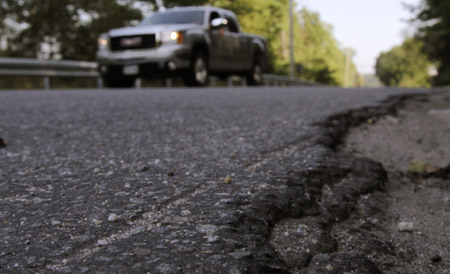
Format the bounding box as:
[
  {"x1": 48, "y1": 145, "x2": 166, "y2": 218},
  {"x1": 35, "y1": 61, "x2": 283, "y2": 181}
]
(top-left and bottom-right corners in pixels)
[{"x1": 211, "y1": 18, "x2": 228, "y2": 29}]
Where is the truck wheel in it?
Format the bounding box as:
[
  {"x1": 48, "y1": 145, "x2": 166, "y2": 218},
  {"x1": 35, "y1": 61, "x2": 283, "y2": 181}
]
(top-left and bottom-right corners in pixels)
[
  {"x1": 246, "y1": 56, "x2": 263, "y2": 86},
  {"x1": 183, "y1": 50, "x2": 208, "y2": 87},
  {"x1": 103, "y1": 77, "x2": 135, "y2": 88}
]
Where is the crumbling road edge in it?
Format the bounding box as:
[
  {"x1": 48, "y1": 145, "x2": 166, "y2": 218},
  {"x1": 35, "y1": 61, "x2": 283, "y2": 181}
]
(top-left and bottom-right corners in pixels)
[{"x1": 241, "y1": 93, "x2": 428, "y2": 273}]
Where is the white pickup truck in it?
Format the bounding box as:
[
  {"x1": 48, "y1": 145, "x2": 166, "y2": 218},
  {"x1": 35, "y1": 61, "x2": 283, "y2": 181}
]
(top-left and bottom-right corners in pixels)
[{"x1": 96, "y1": 6, "x2": 267, "y2": 87}]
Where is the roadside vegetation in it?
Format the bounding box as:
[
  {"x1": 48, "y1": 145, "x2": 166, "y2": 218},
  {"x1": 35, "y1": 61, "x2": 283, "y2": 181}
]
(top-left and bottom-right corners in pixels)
[
  {"x1": 376, "y1": 0, "x2": 450, "y2": 87},
  {"x1": 0, "y1": 0, "x2": 359, "y2": 87},
  {"x1": 375, "y1": 38, "x2": 432, "y2": 88}
]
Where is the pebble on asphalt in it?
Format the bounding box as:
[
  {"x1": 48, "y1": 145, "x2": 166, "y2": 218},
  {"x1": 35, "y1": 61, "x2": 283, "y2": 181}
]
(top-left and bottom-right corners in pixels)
[
  {"x1": 97, "y1": 240, "x2": 108, "y2": 246},
  {"x1": 224, "y1": 175, "x2": 232, "y2": 184},
  {"x1": 398, "y1": 222, "x2": 414, "y2": 232},
  {"x1": 108, "y1": 213, "x2": 119, "y2": 222},
  {"x1": 0, "y1": 138, "x2": 5, "y2": 148},
  {"x1": 93, "y1": 219, "x2": 103, "y2": 226},
  {"x1": 51, "y1": 220, "x2": 61, "y2": 226}
]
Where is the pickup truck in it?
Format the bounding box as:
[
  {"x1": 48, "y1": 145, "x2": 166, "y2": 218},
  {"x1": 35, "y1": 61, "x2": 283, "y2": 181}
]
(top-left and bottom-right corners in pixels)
[{"x1": 96, "y1": 6, "x2": 267, "y2": 87}]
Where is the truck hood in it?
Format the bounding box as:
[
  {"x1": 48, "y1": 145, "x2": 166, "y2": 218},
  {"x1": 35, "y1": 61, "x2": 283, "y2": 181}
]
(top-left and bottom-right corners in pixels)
[{"x1": 108, "y1": 24, "x2": 200, "y2": 37}]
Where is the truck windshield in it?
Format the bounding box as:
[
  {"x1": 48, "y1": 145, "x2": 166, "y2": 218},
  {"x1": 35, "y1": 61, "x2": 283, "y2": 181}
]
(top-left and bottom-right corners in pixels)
[{"x1": 141, "y1": 11, "x2": 205, "y2": 25}]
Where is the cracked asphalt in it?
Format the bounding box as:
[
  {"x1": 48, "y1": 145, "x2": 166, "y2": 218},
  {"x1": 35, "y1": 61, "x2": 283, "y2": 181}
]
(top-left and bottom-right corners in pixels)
[{"x1": 0, "y1": 87, "x2": 425, "y2": 273}]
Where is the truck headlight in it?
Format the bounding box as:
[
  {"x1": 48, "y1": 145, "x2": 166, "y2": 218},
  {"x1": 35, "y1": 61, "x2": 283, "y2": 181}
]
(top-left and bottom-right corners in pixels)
[
  {"x1": 162, "y1": 31, "x2": 183, "y2": 44},
  {"x1": 98, "y1": 34, "x2": 109, "y2": 50}
]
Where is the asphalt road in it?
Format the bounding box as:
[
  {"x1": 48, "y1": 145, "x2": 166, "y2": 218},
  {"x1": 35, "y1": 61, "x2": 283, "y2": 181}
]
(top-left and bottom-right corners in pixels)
[{"x1": 0, "y1": 87, "x2": 425, "y2": 273}]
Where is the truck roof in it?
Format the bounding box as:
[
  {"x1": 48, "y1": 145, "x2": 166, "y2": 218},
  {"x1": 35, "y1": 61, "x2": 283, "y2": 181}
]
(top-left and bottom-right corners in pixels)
[
  {"x1": 150, "y1": 6, "x2": 241, "y2": 33},
  {"x1": 163, "y1": 6, "x2": 236, "y2": 17}
]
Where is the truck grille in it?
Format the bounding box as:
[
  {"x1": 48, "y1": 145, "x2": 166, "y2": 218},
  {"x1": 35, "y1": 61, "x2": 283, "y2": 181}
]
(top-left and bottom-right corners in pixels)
[{"x1": 110, "y1": 34, "x2": 157, "y2": 51}]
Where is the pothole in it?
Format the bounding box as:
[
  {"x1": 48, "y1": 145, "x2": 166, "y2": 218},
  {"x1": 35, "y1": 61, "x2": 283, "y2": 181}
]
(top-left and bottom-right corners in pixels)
[
  {"x1": 338, "y1": 92, "x2": 450, "y2": 273},
  {"x1": 268, "y1": 95, "x2": 414, "y2": 273}
]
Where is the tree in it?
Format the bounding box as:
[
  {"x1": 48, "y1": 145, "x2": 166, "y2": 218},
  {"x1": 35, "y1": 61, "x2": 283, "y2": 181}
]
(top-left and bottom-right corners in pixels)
[
  {"x1": 60, "y1": 1, "x2": 143, "y2": 60},
  {"x1": 292, "y1": 9, "x2": 358, "y2": 86},
  {"x1": 301, "y1": 59, "x2": 338, "y2": 85},
  {"x1": 415, "y1": 0, "x2": 450, "y2": 85},
  {"x1": 2, "y1": 0, "x2": 142, "y2": 60},
  {"x1": 375, "y1": 38, "x2": 432, "y2": 87}
]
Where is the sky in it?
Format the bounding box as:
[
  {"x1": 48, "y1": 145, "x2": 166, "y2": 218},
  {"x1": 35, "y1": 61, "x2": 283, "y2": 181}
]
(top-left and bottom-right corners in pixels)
[{"x1": 297, "y1": 0, "x2": 422, "y2": 74}]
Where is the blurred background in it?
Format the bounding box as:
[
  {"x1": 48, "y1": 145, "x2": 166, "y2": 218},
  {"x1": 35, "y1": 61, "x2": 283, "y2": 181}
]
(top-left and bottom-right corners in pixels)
[{"x1": 0, "y1": 0, "x2": 448, "y2": 89}]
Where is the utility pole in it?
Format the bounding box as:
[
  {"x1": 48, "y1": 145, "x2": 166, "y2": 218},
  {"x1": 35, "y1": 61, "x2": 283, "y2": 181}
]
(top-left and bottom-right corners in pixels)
[
  {"x1": 344, "y1": 48, "x2": 351, "y2": 87},
  {"x1": 289, "y1": 0, "x2": 295, "y2": 79}
]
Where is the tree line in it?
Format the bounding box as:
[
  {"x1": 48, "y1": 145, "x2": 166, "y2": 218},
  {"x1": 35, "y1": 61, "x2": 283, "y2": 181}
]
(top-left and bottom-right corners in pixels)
[
  {"x1": 0, "y1": 0, "x2": 359, "y2": 86},
  {"x1": 376, "y1": 0, "x2": 450, "y2": 87}
]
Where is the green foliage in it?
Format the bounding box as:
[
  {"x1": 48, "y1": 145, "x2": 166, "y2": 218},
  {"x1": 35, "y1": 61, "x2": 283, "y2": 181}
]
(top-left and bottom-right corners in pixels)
[
  {"x1": 375, "y1": 38, "x2": 432, "y2": 87},
  {"x1": 294, "y1": 9, "x2": 356, "y2": 86},
  {"x1": 61, "y1": 1, "x2": 143, "y2": 60},
  {"x1": 415, "y1": 0, "x2": 450, "y2": 85},
  {"x1": 2, "y1": 0, "x2": 142, "y2": 60},
  {"x1": 301, "y1": 59, "x2": 338, "y2": 86},
  {"x1": 262, "y1": 8, "x2": 358, "y2": 86}
]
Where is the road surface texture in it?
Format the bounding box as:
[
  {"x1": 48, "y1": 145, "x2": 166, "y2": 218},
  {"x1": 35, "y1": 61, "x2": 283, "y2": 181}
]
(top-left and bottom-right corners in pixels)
[{"x1": 0, "y1": 87, "x2": 433, "y2": 273}]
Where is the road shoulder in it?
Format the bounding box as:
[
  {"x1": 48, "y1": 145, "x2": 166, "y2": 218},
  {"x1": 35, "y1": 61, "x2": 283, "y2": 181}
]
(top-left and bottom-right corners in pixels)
[{"x1": 340, "y1": 90, "x2": 450, "y2": 273}]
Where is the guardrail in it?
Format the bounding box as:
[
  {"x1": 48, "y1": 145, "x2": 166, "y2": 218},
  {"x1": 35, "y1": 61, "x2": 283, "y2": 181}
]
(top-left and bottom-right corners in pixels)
[
  {"x1": 0, "y1": 58, "x2": 100, "y2": 89},
  {"x1": 0, "y1": 57, "x2": 319, "y2": 89},
  {"x1": 263, "y1": 74, "x2": 319, "y2": 87}
]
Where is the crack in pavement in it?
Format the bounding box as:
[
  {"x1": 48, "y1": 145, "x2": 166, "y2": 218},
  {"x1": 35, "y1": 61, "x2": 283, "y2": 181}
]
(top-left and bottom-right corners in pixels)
[{"x1": 268, "y1": 94, "x2": 421, "y2": 273}]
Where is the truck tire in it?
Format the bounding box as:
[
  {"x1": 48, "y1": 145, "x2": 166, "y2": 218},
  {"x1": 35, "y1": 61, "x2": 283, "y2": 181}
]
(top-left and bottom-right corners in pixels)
[
  {"x1": 183, "y1": 50, "x2": 208, "y2": 87},
  {"x1": 246, "y1": 56, "x2": 264, "y2": 86},
  {"x1": 103, "y1": 77, "x2": 135, "y2": 88}
]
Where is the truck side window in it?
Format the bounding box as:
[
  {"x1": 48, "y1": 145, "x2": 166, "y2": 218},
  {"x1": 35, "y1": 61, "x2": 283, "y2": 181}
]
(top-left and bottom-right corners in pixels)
[
  {"x1": 209, "y1": 11, "x2": 221, "y2": 26},
  {"x1": 224, "y1": 15, "x2": 239, "y2": 33}
]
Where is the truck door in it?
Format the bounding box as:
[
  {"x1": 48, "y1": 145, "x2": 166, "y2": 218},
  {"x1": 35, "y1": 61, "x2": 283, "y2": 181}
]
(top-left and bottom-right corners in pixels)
[
  {"x1": 208, "y1": 11, "x2": 231, "y2": 71},
  {"x1": 223, "y1": 15, "x2": 248, "y2": 71}
]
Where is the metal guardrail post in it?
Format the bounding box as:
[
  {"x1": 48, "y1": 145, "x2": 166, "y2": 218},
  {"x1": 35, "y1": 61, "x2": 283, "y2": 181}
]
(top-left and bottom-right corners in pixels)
[
  {"x1": 209, "y1": 77, "x2": 217, "y2": 87},
  {"x1": 135, "y1": 78, "x2": 142, "y2": 89},
  {"x1": 43, "y1": 77, "x2": 50, "y2": 90},
  {"x1": 227, "y1": 76, "x2": 244, "y2": 88},
  {"x1": 166, "y1": 78, "x2": 172, "y2": 88},
  {"x1": 97, "y1": 77, "x2": 103, "y2": 89}
]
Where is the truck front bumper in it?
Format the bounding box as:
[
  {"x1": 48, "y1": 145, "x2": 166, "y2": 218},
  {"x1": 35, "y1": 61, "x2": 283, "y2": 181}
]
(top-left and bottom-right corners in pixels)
[{"x1": 96, "y1": 44, "x2": 191, "y2": 78}]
